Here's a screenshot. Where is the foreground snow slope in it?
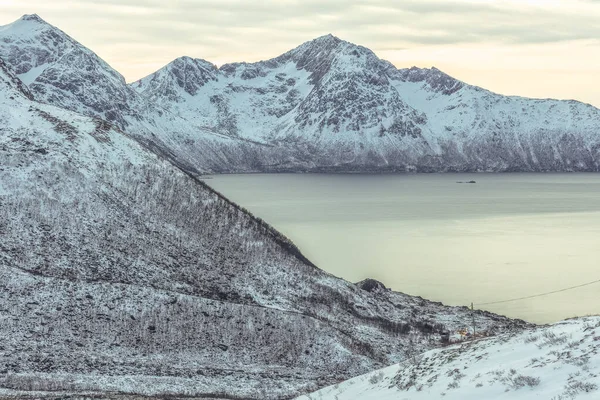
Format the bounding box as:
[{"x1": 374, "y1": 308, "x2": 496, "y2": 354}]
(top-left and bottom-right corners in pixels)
[
  {"x1": 2, "y1": 15, "x2": 600, "y2": 173},
  {"x1": 298, "y1": 316, "x2": 600, "y2": 400},
  {"x1": 0, "y1": 57, "x2": 527, "y2": 399}
]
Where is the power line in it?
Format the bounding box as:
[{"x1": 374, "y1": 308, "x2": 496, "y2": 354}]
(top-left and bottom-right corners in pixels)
[{"x1": 476, "y1": 278, "x2": 600, "y2": 306}]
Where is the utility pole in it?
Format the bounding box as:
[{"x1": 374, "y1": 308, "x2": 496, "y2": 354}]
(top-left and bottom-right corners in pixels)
[{"x1": 471, "y1": 302, "x2": 476, "y2": 338}]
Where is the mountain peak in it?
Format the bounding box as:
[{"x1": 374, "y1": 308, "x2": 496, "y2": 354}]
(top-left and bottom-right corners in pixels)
[
  {"x1": 300, "y1": 33, "x2": 344, "y2": 51},
  {"x1": 275, "y1": 33, "x2": 350, "y2": 81},
  {"x1": 15, "y1": 13, "x2": 51, "y2": 28},
  {"x1": 20, "y1": 13, "x2": 44, "y2": 22},
  {"x1": 313, "y1": 33, "x2": 341, "y2": 43},
  {"x1": 173, "y1": 55, "x2": 194, "y2": 63},
  {"x1": 2, "y1": 14, "x2": 51, "y2": 34},
  {"x1": 169, "y1": 55, "x2": 216, "y2": 69},
  {"x1": 132, "y1": 55, "x2": 218, "y2": 98}
]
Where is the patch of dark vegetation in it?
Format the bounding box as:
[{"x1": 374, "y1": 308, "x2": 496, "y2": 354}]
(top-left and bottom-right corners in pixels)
[
  {"x1": 35, "y1": 109, "x2": 78, "y2": 141},
  {"x1": 91, "y1": 119, "x2": 113, "y2": 143}
]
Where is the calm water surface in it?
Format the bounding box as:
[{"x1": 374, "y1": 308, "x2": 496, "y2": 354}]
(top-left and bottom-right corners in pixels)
[{"x1": 207, "y1": 173, "x2": 600, "y2": 323}]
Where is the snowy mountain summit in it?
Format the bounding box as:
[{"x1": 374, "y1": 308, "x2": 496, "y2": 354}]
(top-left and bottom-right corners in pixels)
[{"x1": 1, "y1": 15, "x2": 600, "y2": 173}]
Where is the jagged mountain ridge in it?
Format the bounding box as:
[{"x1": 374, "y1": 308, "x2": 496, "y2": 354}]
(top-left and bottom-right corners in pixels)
[
  {"x1": 1, "y1": 14, "x2": 600, "y2": 173},
  {"x1": 132, "y1": 34, "x2": 436, "y2": 170},
  {"x1": 132, "y1": 33, "x2": 600, "y2": 172},
  {"x1": 0, "y1": 55, "x2": 526, "y2": 398}
]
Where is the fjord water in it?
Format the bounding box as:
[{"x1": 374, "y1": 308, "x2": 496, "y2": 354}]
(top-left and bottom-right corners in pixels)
[{"x1": 208, "y1": 173, "x2": 600, "y2": 323}]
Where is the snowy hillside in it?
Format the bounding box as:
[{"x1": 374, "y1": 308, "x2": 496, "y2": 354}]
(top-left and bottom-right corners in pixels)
[
  {"x1": 0, "y1": 56, "x2": 526, "y2": 398},
  {"x1": 2, "y1": 15, "x2": 599, "y2": 173},
  {"x1": 297, "y1": 316, "x2": 600, "y2": 400}
]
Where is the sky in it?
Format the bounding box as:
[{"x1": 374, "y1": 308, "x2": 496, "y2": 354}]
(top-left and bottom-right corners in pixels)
[{"x1": 1, "y1": 0, "x2": 599, "y2": 107}]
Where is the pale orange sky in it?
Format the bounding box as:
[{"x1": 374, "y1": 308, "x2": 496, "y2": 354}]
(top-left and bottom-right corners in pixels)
[{"x1": 1, "y1": 0, "x2": 599, "y2": 107}]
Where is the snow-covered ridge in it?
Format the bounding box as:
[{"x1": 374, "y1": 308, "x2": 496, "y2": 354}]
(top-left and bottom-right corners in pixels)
[
  {"x1": 0, "y1": 58, "x2": 33, "y2": 100},
  {"x1": 297, "y1": 316, "x2": 600, "y2": 400},
  {"x1": 130, "y1": 30, "x2": 600, "y2": 173},
  {"x1": 1, "y1": 14, "x2": 600, "y2": 173}
]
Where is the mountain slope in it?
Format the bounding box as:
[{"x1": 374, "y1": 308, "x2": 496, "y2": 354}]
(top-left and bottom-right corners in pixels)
[
  {"x1": 388, "y1": 66, "x2": 600, "y2": 171},
  {"x1": 0, "y1": 58, "x2": 526, "y2": 398},
  {"x1": 297, "y1": 316, "x2": 600, "y2": 400}
]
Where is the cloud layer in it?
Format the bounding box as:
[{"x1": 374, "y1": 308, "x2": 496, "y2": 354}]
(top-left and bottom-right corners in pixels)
[{"x1": 1, "y1": 0, "x2": 599, "y2": 106}]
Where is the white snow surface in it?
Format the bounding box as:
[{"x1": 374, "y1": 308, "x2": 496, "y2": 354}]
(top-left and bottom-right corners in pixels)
[{"x1": 297, "y1": 316, "x2": 600, "y2": 400}]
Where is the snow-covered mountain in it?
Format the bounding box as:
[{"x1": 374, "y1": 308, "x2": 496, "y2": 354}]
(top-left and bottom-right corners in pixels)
[
  {"x1": 1, "y1": 15, "x2": 599, "y2": 173},
  {"x1": 0, "y1": 14, "x2": 144, "y2": 129},
  {"x1": 0, "y1": 56, "x2": 526, "y2": 398},
  {"x1": 133, "y1": 35, "x2": 600, "y2": 172},
  {"x1": 297, "y1": 316, "x2": 600, "y2": 400},
  {"x1": 0, "y1": 15, "x2": 256, "y2": 174}
]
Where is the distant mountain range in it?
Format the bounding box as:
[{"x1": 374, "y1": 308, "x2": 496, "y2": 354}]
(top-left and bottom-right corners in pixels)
[
  {"x1": 0, "y1": 21, "x2": 527, "y2": 399},
  {"x1": 1, "y1": 14, "x2": 599, "y2": 173}
]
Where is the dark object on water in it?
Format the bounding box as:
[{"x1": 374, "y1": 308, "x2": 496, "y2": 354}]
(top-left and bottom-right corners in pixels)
[{"x1": 456, "y1": 180, "x2": 477, "y2": 184}]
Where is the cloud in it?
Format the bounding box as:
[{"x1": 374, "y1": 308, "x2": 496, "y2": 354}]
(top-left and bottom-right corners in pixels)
[
  {"x1": 0, "y1": 0, "x2": 599, "y2": 106},
  {"x1": 4, "y1": 0, "x2": 599, "y2": 46}
]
